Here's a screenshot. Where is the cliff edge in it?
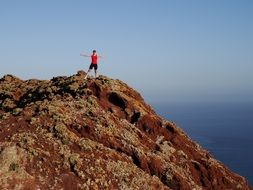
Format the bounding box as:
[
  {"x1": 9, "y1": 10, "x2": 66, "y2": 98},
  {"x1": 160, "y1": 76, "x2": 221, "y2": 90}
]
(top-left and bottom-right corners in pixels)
[{"x1": 0, "y1": 71, "x2": 251, "y2": 189}]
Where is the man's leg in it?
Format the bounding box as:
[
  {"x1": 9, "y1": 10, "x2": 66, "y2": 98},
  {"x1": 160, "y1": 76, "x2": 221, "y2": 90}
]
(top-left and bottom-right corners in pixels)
[
  {"x1": 94, "y1": 64, "x2": 98, "y2": 78},
  {"x1": 84, "y1": 69, "x2": 91, "y2": 79},
  {"x1": 85, "y1": 64, "x2": 94, "y2": 79}
]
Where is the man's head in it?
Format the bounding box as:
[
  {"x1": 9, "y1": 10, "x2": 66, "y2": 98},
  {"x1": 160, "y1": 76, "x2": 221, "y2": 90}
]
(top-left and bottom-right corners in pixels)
[{"x1": 93, "y1": 50, "x2": 96, "y2": 54}]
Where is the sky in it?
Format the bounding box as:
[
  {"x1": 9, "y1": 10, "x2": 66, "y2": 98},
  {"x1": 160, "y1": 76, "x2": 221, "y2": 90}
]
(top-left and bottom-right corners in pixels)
[{"x1": 0, "y1": 0, "x2": 253, "y2": 103}]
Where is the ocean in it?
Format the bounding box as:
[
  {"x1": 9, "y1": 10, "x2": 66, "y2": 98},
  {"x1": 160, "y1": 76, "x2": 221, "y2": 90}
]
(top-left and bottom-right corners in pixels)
[{"x1": 153, "y1": 102, "x2": 253, "y2": 185}]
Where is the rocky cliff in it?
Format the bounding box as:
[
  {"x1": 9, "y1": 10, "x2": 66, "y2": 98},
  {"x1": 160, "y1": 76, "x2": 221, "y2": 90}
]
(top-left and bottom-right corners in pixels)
[{"x1": 0, "y1": 71, "x2": 251, "y2": 190}]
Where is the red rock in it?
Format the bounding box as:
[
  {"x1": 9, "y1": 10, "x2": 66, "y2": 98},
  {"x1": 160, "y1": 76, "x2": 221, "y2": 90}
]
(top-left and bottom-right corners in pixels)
[{"x1": 0, "y1": 72, "x2": 251, "y2": 189}]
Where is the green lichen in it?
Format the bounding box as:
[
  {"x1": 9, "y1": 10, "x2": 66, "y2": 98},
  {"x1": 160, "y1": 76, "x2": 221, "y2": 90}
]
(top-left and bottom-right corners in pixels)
[
  {"x1": 54, "y1": 123, "x2": 69, "y2": 144},
  {"x1": 11, "y1": 108, "x2": 23, "y2": 116}
]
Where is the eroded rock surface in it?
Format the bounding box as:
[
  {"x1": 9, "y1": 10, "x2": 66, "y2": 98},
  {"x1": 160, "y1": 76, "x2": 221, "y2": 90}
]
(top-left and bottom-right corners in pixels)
[{"x1": 0, "y1": 72, "x2": 251, "y2": 189}]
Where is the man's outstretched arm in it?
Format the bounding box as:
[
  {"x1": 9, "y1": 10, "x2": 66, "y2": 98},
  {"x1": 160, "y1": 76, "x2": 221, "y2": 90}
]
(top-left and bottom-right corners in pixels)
[{"x1": 80, "y1": 53, "x2": 90, "y2": 57}]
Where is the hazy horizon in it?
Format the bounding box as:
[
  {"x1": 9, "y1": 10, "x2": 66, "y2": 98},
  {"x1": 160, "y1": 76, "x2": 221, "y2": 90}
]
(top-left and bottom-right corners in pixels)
[{"x1": 1, "y1": 1, "x2": 253, "y2": 103}]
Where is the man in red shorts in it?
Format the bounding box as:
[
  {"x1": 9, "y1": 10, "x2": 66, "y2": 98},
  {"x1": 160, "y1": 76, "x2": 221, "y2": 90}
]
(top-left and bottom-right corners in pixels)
[{"x1": 80, "y1": 50, "x2": 102, "y2": 79}]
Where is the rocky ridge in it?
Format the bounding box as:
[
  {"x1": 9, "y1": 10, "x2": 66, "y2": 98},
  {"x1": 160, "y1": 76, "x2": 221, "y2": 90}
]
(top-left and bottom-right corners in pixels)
[{"x1": 0, "y1": 71, "x2": 251, "y2": 189}]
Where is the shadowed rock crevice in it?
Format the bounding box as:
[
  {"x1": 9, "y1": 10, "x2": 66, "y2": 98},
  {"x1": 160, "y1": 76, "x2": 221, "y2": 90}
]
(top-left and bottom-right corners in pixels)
[
  {"x1": 130, "y1": 111, "x2": 141, "y2": 124},
  {"x1": 108, "y1": 92, "x2": 127, "y2": 110}
]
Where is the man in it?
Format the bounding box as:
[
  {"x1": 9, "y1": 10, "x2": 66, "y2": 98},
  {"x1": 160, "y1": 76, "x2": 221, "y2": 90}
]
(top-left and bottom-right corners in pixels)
[{"x1": 80, "y1": 50, "x2": 102, "y2": 79}]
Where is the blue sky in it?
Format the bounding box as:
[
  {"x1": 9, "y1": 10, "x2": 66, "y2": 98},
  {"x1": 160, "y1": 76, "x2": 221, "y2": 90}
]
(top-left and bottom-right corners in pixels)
[{"x1": 0, "y1": 0, "x2": 253, "y2": 103}]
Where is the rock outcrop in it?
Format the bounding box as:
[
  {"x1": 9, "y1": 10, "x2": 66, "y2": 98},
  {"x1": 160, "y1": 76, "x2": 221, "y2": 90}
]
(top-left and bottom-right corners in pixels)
[{"x1": 0, "y1": 71, "x2": 251, "y2": 189}]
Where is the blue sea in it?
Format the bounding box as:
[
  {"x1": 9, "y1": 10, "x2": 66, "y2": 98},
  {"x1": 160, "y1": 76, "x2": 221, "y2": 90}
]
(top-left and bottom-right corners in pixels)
[{"x1": 153, "y1": 102, "x2": 253, "y2": 185}]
